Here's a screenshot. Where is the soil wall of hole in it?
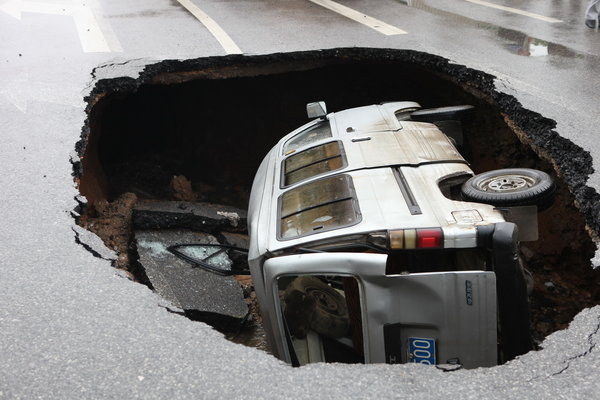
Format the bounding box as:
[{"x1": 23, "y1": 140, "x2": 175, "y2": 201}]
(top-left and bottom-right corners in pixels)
[{"x1": 75, "y1": 48, "x2": 600, "y2": 345}]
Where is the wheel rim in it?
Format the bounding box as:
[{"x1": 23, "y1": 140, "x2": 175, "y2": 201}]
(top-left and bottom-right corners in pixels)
[
  {"x1": 478, "y1": 175, "x2": 536, "y2": 192},
  {"x1": 306, "y1": 287, "x2": 340, "y2": 313}
]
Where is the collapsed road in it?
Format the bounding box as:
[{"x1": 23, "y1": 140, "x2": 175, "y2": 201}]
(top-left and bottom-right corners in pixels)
[{"x1": 74, "y1": 49, "x2": 600, "y2": 355}]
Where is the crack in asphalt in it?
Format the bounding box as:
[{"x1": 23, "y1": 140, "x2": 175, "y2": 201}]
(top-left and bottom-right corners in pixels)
[
  {"x1": 162, "y1": 304, "x2": 186, "y2": 316},
  {"x1": 71, "y1": 226, "x2": 117, "y2": 268},
  {"x1": 549, "y1": 315, "x2": 600, "y2": 377}
]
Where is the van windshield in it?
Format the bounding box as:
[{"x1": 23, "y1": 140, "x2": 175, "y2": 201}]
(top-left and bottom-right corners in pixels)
[{"x1": 279, "y1": 175, "x2": 360, "y2": 239}]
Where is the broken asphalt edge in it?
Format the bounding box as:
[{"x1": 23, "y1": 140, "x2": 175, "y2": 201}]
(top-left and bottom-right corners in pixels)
[{"x1": 61, "y1": 47, "x2": 600, "y2": 382}]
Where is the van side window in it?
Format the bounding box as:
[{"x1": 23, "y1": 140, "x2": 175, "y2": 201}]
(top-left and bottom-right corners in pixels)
[
  {"x1": 283, "y1": 120, "x2": 332, "y2": 155},
  {"x1": 283, "y1": 141, "x2": 346, "y2": 187},
  {"x1": 279, "y1": 175, "x2": 361, "y2": 239}
]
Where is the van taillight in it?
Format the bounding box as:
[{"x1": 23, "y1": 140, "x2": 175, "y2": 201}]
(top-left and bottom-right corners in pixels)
[
  {"x1": 417, "y1": 228, "x2": 443, "y2": 248},
  {"x1": 388, "y1": 228, "x2": 443, "y2": 249}
]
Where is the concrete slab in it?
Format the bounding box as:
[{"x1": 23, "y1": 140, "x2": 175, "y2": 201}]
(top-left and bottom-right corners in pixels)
[
  {"x1": 133, "y1": 200, "x2": 247, "y2": 233},
  {"x1": 134, "y1": 229, "x2": 248, "y2": 331}
]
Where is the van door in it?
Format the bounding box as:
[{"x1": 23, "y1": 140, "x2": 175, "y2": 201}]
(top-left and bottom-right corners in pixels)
[{"x1": 262, "y1": 253, "x2": 497, "y2": 368}]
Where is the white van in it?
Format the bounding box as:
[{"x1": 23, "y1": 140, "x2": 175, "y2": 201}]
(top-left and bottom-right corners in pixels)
[{"x1": 247, "y1": 102, "x2": 554, "y2": 368}]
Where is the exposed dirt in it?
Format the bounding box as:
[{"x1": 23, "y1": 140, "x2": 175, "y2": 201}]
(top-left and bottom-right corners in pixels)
[
  {"x1": 226, "y1": 285, "x2": 269, "y2": 352},
  {"x1": 170, "y1": 175, "x2": 198, "y2": 202},
  {"x1": 74, "y1": 48, "x2": 600, "y2": 357},
  {"x1": 77, "y1": 192, "x2": 137, "y2": 270}
]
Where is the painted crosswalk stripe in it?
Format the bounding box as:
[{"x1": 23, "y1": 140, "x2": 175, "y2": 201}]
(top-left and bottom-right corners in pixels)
[
  {"x1": 309, "y1": 0, "x2": 407, "y2": 35},
  {"x1": 463, "y1": 0, "x2": 562, "y2": 23},
  {"x1": 176, "y1": 0, "x2": 243, "y2": 54}
]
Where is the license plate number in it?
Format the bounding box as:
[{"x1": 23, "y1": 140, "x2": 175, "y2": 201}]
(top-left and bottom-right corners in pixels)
[{"x1": 408, "y1": 337, "x2": 436, "y2": 365}]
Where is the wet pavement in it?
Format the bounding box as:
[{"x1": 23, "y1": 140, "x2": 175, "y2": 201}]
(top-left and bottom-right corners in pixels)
[{"x1": 1, "y1": 0, "x2": 600, "y2": 398}]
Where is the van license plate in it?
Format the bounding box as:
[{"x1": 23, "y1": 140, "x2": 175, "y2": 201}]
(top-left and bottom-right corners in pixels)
[{"x1": 408, "y1": 337, "x2": 436, "y2": 365}]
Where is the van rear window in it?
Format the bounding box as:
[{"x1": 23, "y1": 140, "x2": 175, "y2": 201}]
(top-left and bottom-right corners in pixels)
[
  {"x1": 283, "y1": 141, "x2": 345, "y2": 187},
  {"x1": 279, "y1": 175, "x2": 361, "y2": 239},
  {"x1": 283, "y1": 120, "x2": 332, "y2": 155}
]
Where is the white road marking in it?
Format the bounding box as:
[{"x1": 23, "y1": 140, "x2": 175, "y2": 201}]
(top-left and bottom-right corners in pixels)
[
  {"x1": 463, "y1": 0, "x2": 562, "y2": 23},
  {"x1": 309, "y1": 0, "x2": 407, "y2": 35},
  {"x1": 175, "y1": 0, "x2": 242, "y2": 54},
  {"x1": 0, "y1": 0, "x2": 121, "y2": 52},
  {"x1": 71, "y1": 3, "x2": 112, "y2": 53},
  {"x1": 83, "y1": 0, "x2": 123, "y2": 53}
]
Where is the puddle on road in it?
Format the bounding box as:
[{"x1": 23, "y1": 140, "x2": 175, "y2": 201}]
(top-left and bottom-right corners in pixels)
[
  {"x1": 492, "y1": 27, "x2": 581, "y2": 58},
  {"x1": 397, "y1": 0, "x2": 583, "y2": 59},
  {"x1": 74, "y1": 48, "x2": 600, "y2": 364}
]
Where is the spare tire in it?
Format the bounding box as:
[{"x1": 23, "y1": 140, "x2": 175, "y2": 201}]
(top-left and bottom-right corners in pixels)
[{"x1": 461, "y1": 168, "x2": 555, "y2": 210}]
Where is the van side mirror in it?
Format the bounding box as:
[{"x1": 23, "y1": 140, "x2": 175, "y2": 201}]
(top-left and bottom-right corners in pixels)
[{"x1": 307, "y1": 101, "x2": 327, "y2": 119}]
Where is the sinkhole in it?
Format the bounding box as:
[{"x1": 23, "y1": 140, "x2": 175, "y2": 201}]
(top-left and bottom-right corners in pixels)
[{"x1": 74, "y1": 48, "x2": 600, "y2": 362}]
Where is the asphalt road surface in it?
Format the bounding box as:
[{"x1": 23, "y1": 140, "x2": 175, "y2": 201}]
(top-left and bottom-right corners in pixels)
[{"x1": 1, "y1": 0, "x2": 599, "y2": 398}]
